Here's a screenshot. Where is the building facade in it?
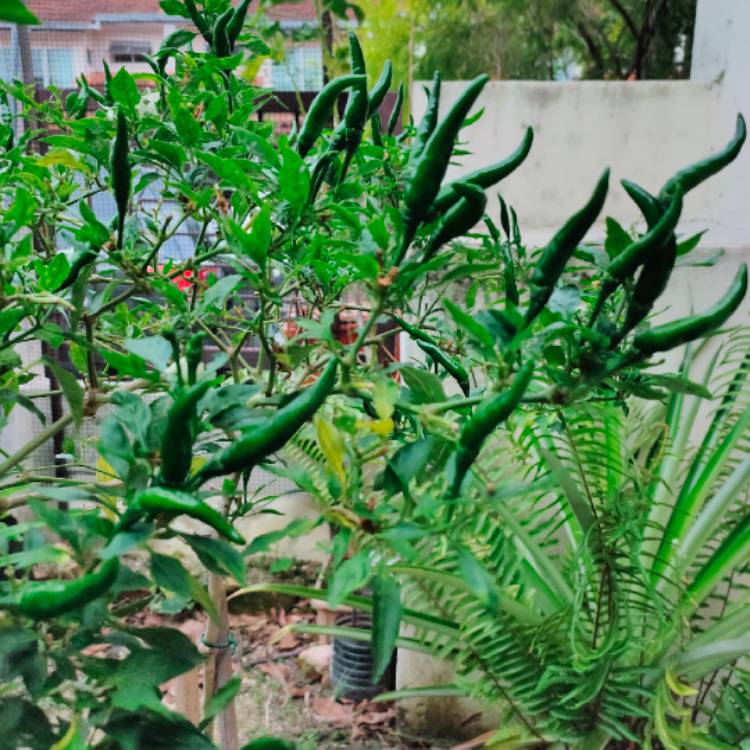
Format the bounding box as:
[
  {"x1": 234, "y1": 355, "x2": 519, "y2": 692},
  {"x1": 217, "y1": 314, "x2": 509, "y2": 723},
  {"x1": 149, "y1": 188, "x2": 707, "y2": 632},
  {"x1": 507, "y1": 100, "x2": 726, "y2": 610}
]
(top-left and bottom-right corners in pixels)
[{"x1": 0, "y1": 0, "x2": 323, "y2": 92}]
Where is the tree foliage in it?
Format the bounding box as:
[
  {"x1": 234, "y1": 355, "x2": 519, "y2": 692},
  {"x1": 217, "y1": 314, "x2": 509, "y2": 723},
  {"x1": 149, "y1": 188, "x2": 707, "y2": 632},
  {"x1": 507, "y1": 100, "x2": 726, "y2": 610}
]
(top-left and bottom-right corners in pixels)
[{"x1": 358, "y1": 0, "x2": 697, "y2": 81}]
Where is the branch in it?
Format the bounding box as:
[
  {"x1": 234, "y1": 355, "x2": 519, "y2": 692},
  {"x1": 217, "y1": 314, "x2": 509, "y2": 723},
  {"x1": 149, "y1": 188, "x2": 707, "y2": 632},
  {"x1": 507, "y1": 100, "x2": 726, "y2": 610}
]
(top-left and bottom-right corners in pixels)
[{"x1": 605, "y1": 0, "x2": 640, "y2": 40}]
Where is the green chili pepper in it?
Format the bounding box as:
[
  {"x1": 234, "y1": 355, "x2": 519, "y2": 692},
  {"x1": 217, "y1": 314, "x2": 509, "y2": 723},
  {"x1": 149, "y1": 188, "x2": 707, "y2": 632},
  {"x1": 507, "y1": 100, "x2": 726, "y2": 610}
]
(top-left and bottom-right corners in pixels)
[
  {"x1": 417, "y1": 341, "x2": 470, "y2": 396},
  {"x1": 408, "y1": 72, "x2": 441, "y2": 164},
  {"x1": 617, "y1": 235, "x2": 678, "y2": 340},
  {"x1": 226, "y1": 0, "x2": 252, "y2": 48},
  {"x1": 429, "y1": 127, "x2": 534, "y2": 217},
  {"x1": 296, "y1": 74, "x2": 365, "y2": 157},
  {"x1": 447, "y1": 362, "x2": 533, "y2": 498},
  {"x1": 212, "y1": 8, "x2": 233, "y2": 57},
  {"x1": 590, "y1": 184, "x2": 683, "y2": 325},
  {"x1": 186, "y1": 332, "x2": 206, "y2": 385},
  {"x1": 54, "y1": 248, "x2": 99, "y2": 292},
  {"x1": 422, "y1": 182, "x2": 487, "y2": 261},
  {"x1": 524, "y1": 169, "x2": 609, "y2": 327},
  {"x1": 159, "y1": 379, "x2": 214, "y2": 488},
  {"x1": 484, "y1": 216, "x2": 518, "y2": 306},
  {"x1": 498, "y1": 195, "x2": 511, "y2": 238},
  {"x1": 660, "y1": 114, "x2": 746, "y2": 200},
  {"x1": 398, "y1": 74, "x2": 489, "y2": 262},
  {"x1": 633, "y1": 264, "x2": 748, "y2": 356},
  {"x1": 111, "y1": 108, "x2": 131, "y2": 250},
  {"x1": 102, "y1": 61, "x2": 114, "y2": 104},
  {"x1": 191, "y1": 358, "x2": 338, "y2": 485},
  {"x1": 388, "y1": 82, "x2": 404, "y2": 136},
  {"x1": 134, "y1": 487, "x2": 244, "y2": 544},
  {"x1": 621, "y1": 179, "x2": 662, "y2": 229},
  {"x1": 612, "y1": 180, "x2": 677, "y2": 339},
  {"x1": 330, "y1": 33, "x2": 369, "y2": 160},
  {"x1": 367, "y1": 60, "x2": 393, "y2": 118},
  {"x1": 185, "y1": 0, "x2": 213, "y2": 45},
  {"x1": 19, "y1": 559, "x2": 120, "y2": 620},
  {"x1": 393, "y1": 315, "x2": 470, "y2": 396}
]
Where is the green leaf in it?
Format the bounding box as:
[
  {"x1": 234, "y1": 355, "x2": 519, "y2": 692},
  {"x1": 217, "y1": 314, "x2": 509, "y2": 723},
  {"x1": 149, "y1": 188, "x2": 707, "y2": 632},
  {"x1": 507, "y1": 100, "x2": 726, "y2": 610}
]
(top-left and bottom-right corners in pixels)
[
  {"x1": 37, "y1": 253, "x2": 70, "y2": 292},
  {"x1": 385, "y1": 437, "x2": 435, "y2": 493},
  {"x1": 443, "y1": 299, "x2": 495, "y2": 356},
  {"x1": 278, "y1": 145, "x2": 310, "y2": 213},
  {"x1": 202, "y1": 274, "x2": 242, "y2": 310},
  {"x1": 371, "y1": 571, "x2": 401, "y2": 683},
  {"x1": 161, "y1": 29, "x2": 197, "y2": 50},
  {"x1": 151, "y1": 553, "x2": 218, "y2": 622},
  {"x1": 677, "y1": 230, "x2": 707, "y2": 257},
  {"x1": 110, "y1": 67, "x2": 141, "y2": 110},
  {"x1": 160, "y1": 0, "x2": 191, "y2": 17},
  {"x1": 183, "y1": 535, "x2": 247, "y2": 584},
  {"x1": 604, "y1": 217, "x2": 631, "y2": 259},
  {"x1": 124, "y1": 335, "x2": 173, "y2": 372},
  {"x1": 45, "y1": 359, "x2": 84, "y2": 427},
  {"x1": 400, "y1": 365, "x2": 446, "y2": 404},
  {"x1": 200, "y1": 676, "x2": 242, "y2": 729},
  {"x1": 97, "y1": 416, "x2": 134, "y2": 480},
  {"x1": 0, "y1": 0, "x2": 39, "y2": 24},
  {"x1": 328, "y1": 551, "x2": 371, "y2": 608},
  {"x1": 457, "y1": 548, "x2": 498, "y2": 610},
  {"x1": 240, "y1": 738, "x2": 295, "y2": 750}
]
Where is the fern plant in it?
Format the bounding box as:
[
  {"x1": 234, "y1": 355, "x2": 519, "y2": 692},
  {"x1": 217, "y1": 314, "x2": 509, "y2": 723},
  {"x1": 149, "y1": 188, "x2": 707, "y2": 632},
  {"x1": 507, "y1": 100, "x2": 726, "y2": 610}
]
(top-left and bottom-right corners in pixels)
[{"x1": 251, "y1": 331, "x2": 750, "y2": 749}]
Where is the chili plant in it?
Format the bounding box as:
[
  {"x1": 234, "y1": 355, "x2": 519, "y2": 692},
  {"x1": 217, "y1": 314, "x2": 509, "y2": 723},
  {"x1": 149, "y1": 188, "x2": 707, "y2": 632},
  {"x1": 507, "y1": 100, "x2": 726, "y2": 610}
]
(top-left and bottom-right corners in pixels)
[{"x1": 0, "y1": 0, "x2": 748, "y2": 748}]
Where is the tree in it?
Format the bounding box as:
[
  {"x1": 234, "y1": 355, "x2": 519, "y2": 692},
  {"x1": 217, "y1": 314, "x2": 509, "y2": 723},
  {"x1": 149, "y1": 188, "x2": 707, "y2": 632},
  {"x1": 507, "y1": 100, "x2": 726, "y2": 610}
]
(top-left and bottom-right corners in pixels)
[{"x1": 357, "y1": 0, "x2": 697, "y2": 81}]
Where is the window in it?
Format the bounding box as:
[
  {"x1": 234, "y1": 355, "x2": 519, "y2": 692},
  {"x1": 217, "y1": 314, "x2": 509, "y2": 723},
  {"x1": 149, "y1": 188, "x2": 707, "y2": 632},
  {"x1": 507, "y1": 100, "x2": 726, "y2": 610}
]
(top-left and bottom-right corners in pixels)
[
  {"x1": 110, "y1": 41, "x2": 152, "y2": 64},
  {"x1": 270, "y1": 45, "x2": 323, "y2": 92},
  {"x1": 29, "y1": 48, "x2": 74, "y2": 88}
]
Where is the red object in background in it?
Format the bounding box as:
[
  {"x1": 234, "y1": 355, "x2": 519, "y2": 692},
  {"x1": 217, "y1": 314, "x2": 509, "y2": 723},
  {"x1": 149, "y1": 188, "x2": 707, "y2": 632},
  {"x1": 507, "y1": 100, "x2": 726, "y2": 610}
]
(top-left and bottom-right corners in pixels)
[{"x1": 146, "y1": 264, "x2": 218, "y2": 292}]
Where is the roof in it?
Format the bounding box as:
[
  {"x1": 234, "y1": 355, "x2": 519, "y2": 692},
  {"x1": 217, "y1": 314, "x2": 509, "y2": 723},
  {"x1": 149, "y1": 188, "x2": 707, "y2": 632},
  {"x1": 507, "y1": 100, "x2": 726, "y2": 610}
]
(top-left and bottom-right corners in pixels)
[{"x1": 25, "y1": 1, "x2": 317, "y2": 24}]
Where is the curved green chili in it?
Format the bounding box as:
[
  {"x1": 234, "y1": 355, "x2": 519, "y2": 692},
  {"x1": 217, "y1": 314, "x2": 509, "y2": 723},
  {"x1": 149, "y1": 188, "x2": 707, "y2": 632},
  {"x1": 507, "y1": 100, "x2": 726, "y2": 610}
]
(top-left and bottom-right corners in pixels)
[
  {"x1": 618, "y1": 235, "x2": 678, "y2": 340},
  {"x1": 186, "y1": 332, "x2": 206, "y2": 385},
  {"x1": 633, "y1": 264, "x2": 748, "y2": 356},
  {"x1": 367, "y1": 60, "x2": 393, "y2": 118},
  {"x1": 111, "y1": 108, "x2": 131, "y2": 250},
  {"x1": 422, "y1": 182, "x2": 487, "y2": 261},
  {"x1": 20, "y1": 559, "x2": 120, "y2": 620},
  {"x1": 447, "y1": 362, "x2": 533, "y2": 498},
  {"x1": 159, "y1": 379, "x2": 214, "y2": 488},
  {"x1": 399, "y1": 74, "x2": 489, "y2": 262},
  {"x1": 54, "y1": 248, "x2": 99, "y2": 292},
  {"x1": 590, "y1": 184, "x2": 683, "y2": 325},
  {"x1": 134, "y1": 487, "x2": 244, "y2": 544},
  {"x1": 393, "y1": 315, "x2": 470, "y2": 396},
  {"x1": 226, "y1": 0, "x2": 252, "y2": 48},
  {"x1": 185, "y1": 0, "x2": 213, "y2": 45},
  {"x1": 330, "y1": 33, "x2": 369, "y2": 160},
  {"x1": 191, "y1": 358, "x2": 338, "y2": 485},
  {"x1": 417, "y1": 341, "x2": 471, "y2": 396},
  {"x1": 524, "y1": 169, "x2": 610, "y2": 327},
  {"x1": 660, "y1": 114, "x2": 746, "y2": 200},
  {"x1": 388, "y1": 82, "x2": 404, "y2": 135},
  {"x1": 408, "y1": 72, "x2": 441, "y2": 164},
  {"x1": 429, "y1": 127, "x2": 534, "y2": 217},
  {"x1": 212, "y1": 8, "x2": 233, "y2": 57},
  {"x1": 296, "y1": 74, "x2": 365, "y2": 157},
  {"x1": 621, "y1": 179, "x2": 662, "y2": 229}
]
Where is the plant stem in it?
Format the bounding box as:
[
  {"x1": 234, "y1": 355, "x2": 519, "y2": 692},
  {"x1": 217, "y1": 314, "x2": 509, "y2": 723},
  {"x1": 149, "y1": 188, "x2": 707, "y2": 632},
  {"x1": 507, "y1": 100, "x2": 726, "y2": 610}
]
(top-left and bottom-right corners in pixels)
[
  {"x1": 0, "y1": 412, "x2": 73, "y2": 478},
  {"x1": 203, "y1": 570, "x2": 239, "y2": 750}
]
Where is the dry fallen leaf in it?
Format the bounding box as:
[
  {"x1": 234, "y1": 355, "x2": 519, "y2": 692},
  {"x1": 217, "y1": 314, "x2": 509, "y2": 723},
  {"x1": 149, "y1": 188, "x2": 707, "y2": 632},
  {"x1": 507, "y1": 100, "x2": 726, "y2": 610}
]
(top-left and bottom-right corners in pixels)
[{"x1": 311, "y1": 695, "x2": 354, "y2": 725}]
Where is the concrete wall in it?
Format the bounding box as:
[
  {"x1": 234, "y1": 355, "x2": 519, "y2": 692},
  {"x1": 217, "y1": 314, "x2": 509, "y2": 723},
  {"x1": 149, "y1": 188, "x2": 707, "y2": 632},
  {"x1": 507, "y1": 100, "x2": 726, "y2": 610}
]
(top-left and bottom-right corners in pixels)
[{"x1": 397, "y1": 1, "x2": 750, "y2": 737}]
